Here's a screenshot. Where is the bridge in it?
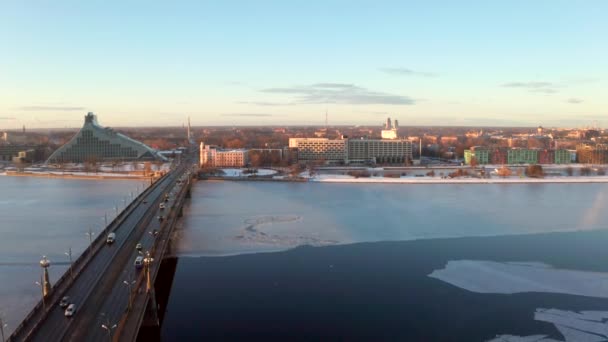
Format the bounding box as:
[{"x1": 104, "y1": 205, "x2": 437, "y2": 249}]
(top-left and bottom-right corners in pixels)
[{"x1": 8, "y1": 152, "x2": 197, "y2": 342}]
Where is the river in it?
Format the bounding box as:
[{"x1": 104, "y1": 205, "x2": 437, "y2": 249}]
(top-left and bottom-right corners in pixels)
[
  {"x1": 161, "y1": 180, "x2": 608, "y2": 341},
  {"x1": 0, "y1": 176, "x2": 143, "y2": 335}
]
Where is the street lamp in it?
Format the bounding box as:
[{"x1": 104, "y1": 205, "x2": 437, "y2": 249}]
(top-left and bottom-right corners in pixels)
[
  {"x1": 0, "y1": 316, "x2": 7, "y2": 342},
  {"x1": 65, "y1": 247, "x2": 73, "y2": 280},
  {"x1": 100, "y1": 314, "x2": 117, "y2": 342},
  {"x1": 34, "y1": 276, "x2": 46, "y2": 311},
  {"x1": 139, "y1": 251, "x2": 154, "y2": 293},
  {"x1": 86, "y1": 228, "x2": 95, "y2": 245},
  {"x1": 123, "y1": 277, "x2": 136, "y2": 311}
]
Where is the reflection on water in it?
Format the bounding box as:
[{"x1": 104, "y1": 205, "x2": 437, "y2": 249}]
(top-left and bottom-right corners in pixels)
[
  {"x1": 174, "y1": 181, "x2": 608, "y2": 256},
  {"x1": 0, "y1": 176, "x2": 142, "y2": 335}
]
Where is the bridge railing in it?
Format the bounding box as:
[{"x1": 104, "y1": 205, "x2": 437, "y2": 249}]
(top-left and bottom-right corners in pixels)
[{"x1": 8, "y1": 174, "x2": 170, "y2": 342}]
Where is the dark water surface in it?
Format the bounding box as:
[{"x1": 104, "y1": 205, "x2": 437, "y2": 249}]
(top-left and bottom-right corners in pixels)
[{"x1": 161, "y1": 230, "x2": 608, "y2": 341}]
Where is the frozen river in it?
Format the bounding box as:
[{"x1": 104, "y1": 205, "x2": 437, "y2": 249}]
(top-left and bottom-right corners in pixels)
[
  {"x1": 174, "y1": 180, "x2": 608, "y2": 256},
  {"x1": 0, "y1": 176, "x2": 143, "y2": 335}
]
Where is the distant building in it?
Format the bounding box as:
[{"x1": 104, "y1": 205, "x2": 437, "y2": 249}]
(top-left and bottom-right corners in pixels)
[
  {"x1": 381, "y1": 117, "x2": 399, "y2": 140},
  {"x1": 288, "y1": 137, "x2": 412, "y2": 165},
  {"x1": 0, "y1": 145, "x2": 47, "y2": 162},
  {"x1": 576, "y1": 144, "x2": 608, "y2": 164},
  {"x1": 200, "y1": 143, "x2": 248, "y2": 167},
  {"x1": 347, "y1": 139, "x2": 412, "y2": 164},
  {"x1": 288, "y1": 138, "x2": 347, "y2": 163},
  {"x1": 464, "y1": 146, "x2": 490, "y2": 165},
  {"x1": 463, "y1": 147, "x2": 571, "y2": 165},
  {"x1": 46, "y1": 112, "x2": 166, "y2": 164}
]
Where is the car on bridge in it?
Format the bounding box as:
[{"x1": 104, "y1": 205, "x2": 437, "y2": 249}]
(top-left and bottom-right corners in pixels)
[
  {"x1": 106, "y1": 232, "x2": 116, "y2": 244},
  {"x1": 59, "y1": 296, "x2": 70, "y2": 308},
  {"x1": 64, "y1": 304, "x2": 76, "y2": 317},
  {"x1": 134, "y1": 256, "x2": 144, "y2": 269}
]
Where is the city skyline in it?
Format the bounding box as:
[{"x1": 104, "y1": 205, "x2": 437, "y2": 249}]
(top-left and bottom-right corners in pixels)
[{"x1": 1, "y1": 1, "x2": 607, "y2": 128}]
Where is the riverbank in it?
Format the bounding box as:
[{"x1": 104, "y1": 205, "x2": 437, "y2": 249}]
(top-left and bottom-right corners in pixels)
[
  {"x1": 2, "y1": 171, "x2": 152, "y2": 180},
  {"x1": 309, "y1": 174, "x2": 608, "y2": 184}
]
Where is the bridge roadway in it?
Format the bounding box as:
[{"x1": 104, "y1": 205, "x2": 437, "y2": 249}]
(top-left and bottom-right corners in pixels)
[{"x1": 10, "y1": 162, "x2": 190, "y2": 342}]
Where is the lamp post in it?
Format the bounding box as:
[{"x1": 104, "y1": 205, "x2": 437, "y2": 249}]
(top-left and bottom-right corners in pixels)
[
  {"x1": 34, "y1": 276, "x2": 46, "y2": 311},
  {"x1": 38, "y1": 256, "x2": 51, "y2": 298},
  {"x1": 86, "y1": 227, "x2": 95, "y2": 245},
  {"x1": 65, "y1": 248, "x2": 73, "y2": 280},
  {"x1": 139, "y1": 251, "x2": 154, "y2": 293},
  {"x1": 123, "y1": 278, "x2": 136, "y2": 311},
  {"x1": 100, "y1": 314, "x2": 117, "y2": 342},
  {"x1": 0, "y1": 316, "x2": 7, "y2": 342}
]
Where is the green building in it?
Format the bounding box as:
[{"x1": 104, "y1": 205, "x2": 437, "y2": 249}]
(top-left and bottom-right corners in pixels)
[
  {"x1": 554, "y1": 149, "x2": 571, "y2": 164},
  {"x1": 464, "y1": 147, "x2": 490, "y2": 165},
  {"x1": 507, "y1": 149, "x2": 538, "y2": 164}
]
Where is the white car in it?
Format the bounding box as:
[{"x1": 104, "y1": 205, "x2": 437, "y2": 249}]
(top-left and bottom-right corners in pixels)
[
  {"x1": 64, "y1": 303, "x2": 76, "y2": 317},
  {"x1": 159, "y1": 203, "x2": 165, "y2": 210}
]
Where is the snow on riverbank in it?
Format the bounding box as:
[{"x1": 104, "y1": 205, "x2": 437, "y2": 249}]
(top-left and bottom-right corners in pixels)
[
  {"x1": 310, "y1": 174, "x2": 608, "y2": 184},
  {"x1": 221, "y1": 168, "x2": 277, "y2": 177}
]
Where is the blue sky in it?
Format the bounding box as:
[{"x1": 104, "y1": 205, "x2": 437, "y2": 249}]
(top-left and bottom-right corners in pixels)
[{"x1": 0, "y1": 1, "x2": 606, "y2": 128}]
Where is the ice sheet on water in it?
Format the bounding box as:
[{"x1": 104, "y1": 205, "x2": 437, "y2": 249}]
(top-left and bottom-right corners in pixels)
[
  {"x1": 428, "y1": 260, "x2": 608, "y2": 298},
  {"x1": 429, "y1": 260, "x2": 608, "y2": 342}
]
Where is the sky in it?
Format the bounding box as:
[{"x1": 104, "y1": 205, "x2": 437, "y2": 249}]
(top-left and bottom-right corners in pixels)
[{"x1": 0, "y1": 1, "x2": 607, "y2": 129}]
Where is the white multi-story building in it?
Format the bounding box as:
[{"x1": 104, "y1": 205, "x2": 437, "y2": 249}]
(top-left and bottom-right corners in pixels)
[
  {"x1": 200, "y1": 143, "x2": 248, "y2": 167},
  {"x1": 288, "y1": 138, "x2": 347, "y2": 163},
  {"x1": 288, "y1": 137, "x2": 412, "y2": 165},
  {"x1": 347, "y1": 139, "x2": 412, "y2": 164}
]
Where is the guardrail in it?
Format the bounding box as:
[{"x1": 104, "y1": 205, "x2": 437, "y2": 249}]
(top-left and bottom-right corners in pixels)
[{"x1": 8, "y1": 174, "x2": 170, "y2": 342}]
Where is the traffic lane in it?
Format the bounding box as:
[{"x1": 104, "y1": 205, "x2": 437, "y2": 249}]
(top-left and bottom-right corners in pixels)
[
  {"x1": 29, "y1": 174, "x2": 175, "y2": 341},
  {"x1": 31, "y1": 203, "x2": 153, "y2": 341},
  {"x1": 65, "y1": 172, "x2": 183, "y2": 341},
  {"x1": 80, "y1": 178, "x2": 182, "y2": 341},
  {"x1": 78, "y1": 174, "x2": 185, "y2": 342},
  {"x1": 63, "y1": 205, "x2": 161, "y2": 342},
  {"x1": 85, "y1": 225, "x2": 159, "y2": 342}
]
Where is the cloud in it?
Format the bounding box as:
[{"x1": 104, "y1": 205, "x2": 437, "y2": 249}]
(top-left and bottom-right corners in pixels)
[
  {"x1": 220, "y1": 113, "x2": 274, "y2": 117},
  {"x1": 380, "y1": 68, "x2": 436, "y2": 77},
  {"x1": 260, "y1": 83, "x2": 415, "y2": 105},
  {"x1": 502, "y1": 81, "x2": 559, "y2": 94},
  {"x1": 236, "y1": 101, "x2": 295, "y2": 106},
  {"x1": 567, "y1": 98, "x2": 584, "y2": 104},
  {"x1": 18, "y1": 106, "x2": 85, "y2": 111}
]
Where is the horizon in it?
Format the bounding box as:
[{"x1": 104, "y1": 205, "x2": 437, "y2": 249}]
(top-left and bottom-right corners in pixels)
[{"x1": 1, "y1": 1, "x2": 606, "y2": 128}]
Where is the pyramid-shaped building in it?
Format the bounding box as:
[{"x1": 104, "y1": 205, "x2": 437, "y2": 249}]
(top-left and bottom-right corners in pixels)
[{"x1": 47, "y1": 112, "x2": 166, "y2": 163}]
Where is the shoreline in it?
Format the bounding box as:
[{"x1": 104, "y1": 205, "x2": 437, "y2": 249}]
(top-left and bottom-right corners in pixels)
[
  {"x1": 2, "y1": 171, "x2": 152, "y2": 181},
  {"x1": 309, "y1": 175, "x2": 608, "y2": 184}
]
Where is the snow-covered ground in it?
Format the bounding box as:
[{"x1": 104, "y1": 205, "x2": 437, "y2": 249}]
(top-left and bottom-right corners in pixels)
[
  {"x1": 430, "y1": 260, "x2": 608, "y2": 342},
  {"x1": 309, "y1": 174, "x2": 608, "y2": 184},
  {"x1": 221, "y1": 168, "x2": 278, "y2": 177}
]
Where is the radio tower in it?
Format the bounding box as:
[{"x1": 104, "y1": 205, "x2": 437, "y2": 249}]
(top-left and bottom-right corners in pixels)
[{"x1": 187, "y1": 116, "x2": 191, "y2": 142}]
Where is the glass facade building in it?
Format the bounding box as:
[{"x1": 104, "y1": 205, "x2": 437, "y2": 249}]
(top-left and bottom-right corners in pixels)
[{"x1": 46, "y1": 113, "x2": 166, "y2": 163}]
